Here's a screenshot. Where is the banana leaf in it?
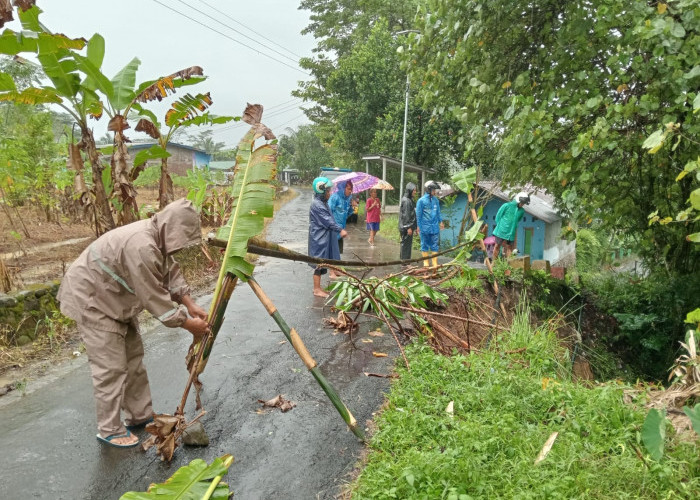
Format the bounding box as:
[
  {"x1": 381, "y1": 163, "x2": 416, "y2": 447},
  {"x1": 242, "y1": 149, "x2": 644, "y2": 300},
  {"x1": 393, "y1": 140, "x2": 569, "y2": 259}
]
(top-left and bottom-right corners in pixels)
[
  {"x1": 211, "y1": 103, "x2": 277, "y2": 293},
  {"x1": 187, "y1": 103, "x2": 276, "y2": 382},
  {"x1": 119, "y1": 455, "x2": 233, "y2": 500}
]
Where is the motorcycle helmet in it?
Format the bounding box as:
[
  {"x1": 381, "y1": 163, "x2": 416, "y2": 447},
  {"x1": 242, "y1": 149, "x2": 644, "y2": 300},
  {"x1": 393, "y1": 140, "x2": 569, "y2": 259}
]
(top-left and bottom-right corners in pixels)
[{"x1": 312, "y1": 177, "x2": 331, "y2": 194}]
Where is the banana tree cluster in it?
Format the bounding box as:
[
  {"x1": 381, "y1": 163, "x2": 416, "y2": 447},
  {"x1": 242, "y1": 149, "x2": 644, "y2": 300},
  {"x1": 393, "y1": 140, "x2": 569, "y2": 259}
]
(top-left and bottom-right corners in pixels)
[{"x1": 0, "y1": 2, "x2": 233, "y2": 231}]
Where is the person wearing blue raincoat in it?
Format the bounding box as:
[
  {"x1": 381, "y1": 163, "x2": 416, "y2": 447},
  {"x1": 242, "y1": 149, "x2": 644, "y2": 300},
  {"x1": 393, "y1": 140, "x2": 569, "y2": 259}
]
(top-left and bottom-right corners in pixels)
[
  {"x1": 328, "y1": 180, "x2": 353, "y2": 254},
  {"x1": 308, "y1": 177, "x2": 347, "y2": 297},
  {"x1": 415, "y1": 181, "x2": 444, "y2": 268}
]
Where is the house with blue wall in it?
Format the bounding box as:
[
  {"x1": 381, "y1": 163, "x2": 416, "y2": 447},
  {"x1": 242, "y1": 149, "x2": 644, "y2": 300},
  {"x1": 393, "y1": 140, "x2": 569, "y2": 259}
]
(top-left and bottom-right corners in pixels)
[
  {"x1": 128, "y1": 142, "x2": 211, "y2": 176},
  {"x1": 438, "y1": 181, "x2": 575, "y2": 263}
]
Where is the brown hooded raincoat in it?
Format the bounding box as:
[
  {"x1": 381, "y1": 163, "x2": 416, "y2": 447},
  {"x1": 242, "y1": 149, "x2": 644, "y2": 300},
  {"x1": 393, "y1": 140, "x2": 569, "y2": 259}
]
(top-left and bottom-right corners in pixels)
[{"x1": 58, "y1": 199, "x2": 202, "y2": 437}]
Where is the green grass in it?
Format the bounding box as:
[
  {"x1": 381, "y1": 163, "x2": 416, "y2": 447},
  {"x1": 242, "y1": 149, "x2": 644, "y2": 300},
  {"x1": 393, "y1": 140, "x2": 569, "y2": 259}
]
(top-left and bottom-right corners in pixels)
[
  {"x1": 377, "y1": 213, "x2": 420, "y2": 250},
  {"x1": 351, "y1": 304, "x2": 700, "y2": 499}
]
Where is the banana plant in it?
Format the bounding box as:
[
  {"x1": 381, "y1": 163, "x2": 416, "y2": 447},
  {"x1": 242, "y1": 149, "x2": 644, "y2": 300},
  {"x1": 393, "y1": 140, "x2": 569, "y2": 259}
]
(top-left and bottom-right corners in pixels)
[
  {"x1": 74, "y1": 51, "x2": 210, "y2": 223},
  {"x1": 0, "y1": 4, "x2": 115, "y2": 234},
  {"x1": 131, "y1": 90, "x2": 236, "y2": 209}
]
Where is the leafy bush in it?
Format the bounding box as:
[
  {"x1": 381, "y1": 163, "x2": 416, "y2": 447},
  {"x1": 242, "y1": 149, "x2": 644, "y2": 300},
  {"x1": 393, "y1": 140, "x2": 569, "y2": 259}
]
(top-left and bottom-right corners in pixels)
[
  {"x1": 575, "y1": 229, "x2": 603, "y2": 272},
  {"x1": 582, "y1": 271, "x2": 700, "y2": 381}
]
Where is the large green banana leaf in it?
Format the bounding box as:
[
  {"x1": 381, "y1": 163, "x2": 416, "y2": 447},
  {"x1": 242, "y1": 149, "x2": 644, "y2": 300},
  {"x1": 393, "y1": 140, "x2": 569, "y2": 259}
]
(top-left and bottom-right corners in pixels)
[
  {"x1": 119, "y1": 455, "x2": 233, "y2": 500},
  {"x1": 212, "y1": 104, "x2": 277, "y2": 296}
]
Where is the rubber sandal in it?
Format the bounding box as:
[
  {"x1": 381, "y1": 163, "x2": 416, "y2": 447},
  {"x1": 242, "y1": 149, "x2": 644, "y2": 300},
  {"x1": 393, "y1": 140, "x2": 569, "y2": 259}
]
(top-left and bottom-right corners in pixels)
[
  {"x1": 96, "y1": 430, "x2": 140, "y2": 448},
  {"x1": 125, "y1": 417, "x2": 154, "y2": 431}
]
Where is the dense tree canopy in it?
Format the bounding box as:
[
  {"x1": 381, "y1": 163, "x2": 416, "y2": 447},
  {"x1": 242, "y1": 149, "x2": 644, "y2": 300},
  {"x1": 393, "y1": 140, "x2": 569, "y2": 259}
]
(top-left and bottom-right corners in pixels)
[
  {"x1": 277, "y1": 124, "x2": 333, "y2": 182},
  {"x1": 409, "y1": 0, "x2": 699, "y2": 273},
  {"x1": 296, "y1": 0, "x2": 463, "y2": 175}
]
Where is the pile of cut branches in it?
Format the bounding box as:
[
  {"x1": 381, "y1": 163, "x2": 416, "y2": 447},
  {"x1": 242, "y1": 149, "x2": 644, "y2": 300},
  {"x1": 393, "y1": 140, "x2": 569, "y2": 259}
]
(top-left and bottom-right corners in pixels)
[{"x1": 327, "y1": 264, "x2": 504, "y2": 365}]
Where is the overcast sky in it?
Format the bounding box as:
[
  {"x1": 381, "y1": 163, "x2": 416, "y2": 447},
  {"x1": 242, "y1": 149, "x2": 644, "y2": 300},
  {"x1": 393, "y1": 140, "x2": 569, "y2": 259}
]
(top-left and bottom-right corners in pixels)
[{"x1": 7, "y1": 0, "x2": 315, "y2": 146}]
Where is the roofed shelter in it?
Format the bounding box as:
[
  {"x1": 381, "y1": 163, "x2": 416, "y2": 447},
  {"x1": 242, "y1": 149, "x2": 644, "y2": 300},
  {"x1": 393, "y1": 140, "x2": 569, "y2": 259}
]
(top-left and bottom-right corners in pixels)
[{"x1": 361, "y1": 154, "x2": 435, "y2": 212}]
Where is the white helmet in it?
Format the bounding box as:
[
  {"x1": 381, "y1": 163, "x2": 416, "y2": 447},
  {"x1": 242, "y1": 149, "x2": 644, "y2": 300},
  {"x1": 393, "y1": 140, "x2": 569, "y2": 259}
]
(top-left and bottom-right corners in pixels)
[
  {"x1": 514, "y1": 192, "x2": 530, "y2": 205},
  {"x1": 424, "y1": 180, "x2": 440, "y2": 192}
]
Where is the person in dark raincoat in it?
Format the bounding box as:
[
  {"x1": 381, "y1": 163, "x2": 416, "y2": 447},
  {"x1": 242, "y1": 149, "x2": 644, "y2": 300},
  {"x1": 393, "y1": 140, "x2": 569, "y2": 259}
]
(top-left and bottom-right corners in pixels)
[
  {"x1": 308, "y1": 177, "x2": 348, "y2": 297},
  {"x1": 398, "y1": 182, "x2": 417, "y2": 261},
  {"x1": 328, "y1": 179, "x2": 353, "y2": 254}
]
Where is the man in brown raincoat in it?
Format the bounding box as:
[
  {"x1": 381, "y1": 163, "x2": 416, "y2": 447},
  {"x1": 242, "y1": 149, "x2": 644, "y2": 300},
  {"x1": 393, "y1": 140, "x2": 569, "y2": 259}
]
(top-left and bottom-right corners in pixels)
[{"x1": 58, "y1": 199, "x2": 210, "y2": 448}]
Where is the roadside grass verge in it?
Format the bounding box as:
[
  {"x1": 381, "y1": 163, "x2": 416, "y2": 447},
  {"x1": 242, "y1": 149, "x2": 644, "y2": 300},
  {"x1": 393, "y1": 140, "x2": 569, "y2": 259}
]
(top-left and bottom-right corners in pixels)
[
  {"x1": 350, "y1": 303, "x2": 700, "y2": 499},
  {"x1": 377, "y1": 214, "x2": 420, "y2": 251}
]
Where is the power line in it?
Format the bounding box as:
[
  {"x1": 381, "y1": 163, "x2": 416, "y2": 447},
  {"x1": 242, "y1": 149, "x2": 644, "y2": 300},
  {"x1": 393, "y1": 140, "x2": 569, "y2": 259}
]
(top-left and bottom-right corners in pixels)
[
  {"x1": 209, "y1": 99, "x2": 304, "y2": 133},
  {"x1": 211, "y1": 104, "x2": 306, "y2": 135},
  {"x1": 150, "y1": 0, "x2": 308, "y2": 75},
  {"x1": 172, "y1": 0, "x2": 300, "y2": 66},
  {"x1": 195, "y1": 0, "x2": 304, "y2": 61}
]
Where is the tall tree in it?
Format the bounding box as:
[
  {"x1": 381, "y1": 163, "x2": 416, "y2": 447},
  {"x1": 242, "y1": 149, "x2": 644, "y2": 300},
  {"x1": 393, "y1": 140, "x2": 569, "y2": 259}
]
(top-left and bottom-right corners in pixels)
[
  {"x1": 296, "y1": 0, "x2": 419, "y2": 125},
  {"x1": 410, "y1": 0, "x2": 699, "y2": 273},
  {"x1": 187, "y1": 129, "x2": 226, "y2": 155},
  {"x1": 277, "y1": 123, "x2": 333, "y2": 182}
]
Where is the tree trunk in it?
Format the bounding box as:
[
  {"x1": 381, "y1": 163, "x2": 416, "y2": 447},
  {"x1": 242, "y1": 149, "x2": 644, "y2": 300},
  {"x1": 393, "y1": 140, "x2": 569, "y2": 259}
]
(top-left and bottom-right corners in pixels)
[
  {"x1": 111, "y1": 128, "x2": 140, "y2": 225},
  {"x1": 159, "y1": 155, "x2": 174, "y2": 210},
  {"x1": 80, "y1": 129, "x2": 115, "y2": 235}
]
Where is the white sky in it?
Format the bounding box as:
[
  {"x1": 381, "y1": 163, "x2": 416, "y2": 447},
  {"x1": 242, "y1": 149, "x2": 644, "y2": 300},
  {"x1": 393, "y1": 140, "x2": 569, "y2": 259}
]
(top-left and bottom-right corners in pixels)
[{"x1": 7, "y1": 0, "x2": 315, "y2": 146}]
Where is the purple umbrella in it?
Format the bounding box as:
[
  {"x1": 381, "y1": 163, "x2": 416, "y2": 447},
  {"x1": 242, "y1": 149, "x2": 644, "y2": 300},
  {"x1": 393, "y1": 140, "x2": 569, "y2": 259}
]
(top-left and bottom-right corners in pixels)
[{"x1": 330, "y1": 172, "x2": 393, "y2": 193}]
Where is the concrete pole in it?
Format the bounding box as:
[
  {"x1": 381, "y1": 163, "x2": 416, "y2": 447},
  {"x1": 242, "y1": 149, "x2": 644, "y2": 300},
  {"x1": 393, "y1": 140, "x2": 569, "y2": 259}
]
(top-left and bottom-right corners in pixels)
[
  {"x1": 399, "y1": 73, "x2": 409, "y2": 202},
  {"x1": 381, "y1": 157, "x2": 387, "y2": 212}
]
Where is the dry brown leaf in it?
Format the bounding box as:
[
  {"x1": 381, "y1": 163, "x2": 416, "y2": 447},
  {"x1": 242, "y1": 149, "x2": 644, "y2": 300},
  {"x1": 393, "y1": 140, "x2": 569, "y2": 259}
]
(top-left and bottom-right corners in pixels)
[
  {"x1": 368, "y1": 330, "x2": 384, "y2": 337},
  {"x1": 135, "y1": 66, "x2": 204, "y2": 103},
  {"x1": 372, "y1": 352, "x2": 388, "y2": 358},
  {"x1": 135, "y1": 118, "x2": 161, "y2": 139},
  {"x1": 361, "y1": 339, "x2": 373, "y2": 343},
  {"x1": 0, "y1": 1, "x2": 12, "y2": 28},
  {"x1": 258, "y1": 394, "x2": 296, "y2": 413},
  {"x1": 107, "y1": 114, "x2": 129, "y2": 132}
]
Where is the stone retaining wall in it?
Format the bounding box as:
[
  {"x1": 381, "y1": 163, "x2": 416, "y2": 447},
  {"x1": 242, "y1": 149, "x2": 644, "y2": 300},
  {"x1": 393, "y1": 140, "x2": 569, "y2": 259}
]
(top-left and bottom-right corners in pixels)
[{"x1": 0, "y1": 281, "x2": 62, "y2": 346}]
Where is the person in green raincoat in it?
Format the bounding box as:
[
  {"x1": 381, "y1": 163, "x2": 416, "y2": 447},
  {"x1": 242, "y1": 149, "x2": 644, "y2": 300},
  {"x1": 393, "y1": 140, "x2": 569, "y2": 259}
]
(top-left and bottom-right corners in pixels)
[{"x1": 492, "y1": 192, "x2": 530, "y2": 259}]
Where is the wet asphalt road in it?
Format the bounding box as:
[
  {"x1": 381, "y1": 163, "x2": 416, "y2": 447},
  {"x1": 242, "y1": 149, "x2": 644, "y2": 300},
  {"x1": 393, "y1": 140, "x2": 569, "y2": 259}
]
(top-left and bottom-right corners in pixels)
[{"x1": 0, "y1": 189, "x2": 409, "y2": 500}]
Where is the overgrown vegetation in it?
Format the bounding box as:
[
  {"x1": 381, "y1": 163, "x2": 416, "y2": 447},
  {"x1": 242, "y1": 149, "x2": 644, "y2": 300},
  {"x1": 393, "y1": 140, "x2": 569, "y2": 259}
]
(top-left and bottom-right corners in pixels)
[
  {"x1": 350, "y1": 306, "x2": 700, "y2": 499},
  {"x1": 580, "y1": 271, "x2": 700, "y2": 381}
]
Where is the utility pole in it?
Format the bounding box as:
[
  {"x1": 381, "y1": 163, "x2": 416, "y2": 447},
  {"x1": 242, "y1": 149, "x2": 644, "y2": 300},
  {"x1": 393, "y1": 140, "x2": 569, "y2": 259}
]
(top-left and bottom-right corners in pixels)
[{"x1": 394, "y1": 30, "x2": 420, "y2": 202}]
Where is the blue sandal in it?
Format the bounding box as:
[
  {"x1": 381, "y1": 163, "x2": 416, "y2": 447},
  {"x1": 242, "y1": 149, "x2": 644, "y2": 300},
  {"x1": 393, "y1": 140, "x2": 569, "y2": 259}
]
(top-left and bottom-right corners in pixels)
[{"x1": 96, "y1": 430, "x2": 140, "y2": 448}]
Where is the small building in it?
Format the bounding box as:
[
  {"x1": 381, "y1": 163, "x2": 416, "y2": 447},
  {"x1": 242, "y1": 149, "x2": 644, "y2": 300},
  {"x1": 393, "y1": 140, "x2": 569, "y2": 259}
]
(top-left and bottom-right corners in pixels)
[
  {"x1": 279, "y1": 168, "x2": 300, "y2": 185},
  {"x1": 128, "y1": 142, "x2": 211, "y2": 176},
  {"x1": 438, "y1": 181, "x2": 575, "y2": 263}
]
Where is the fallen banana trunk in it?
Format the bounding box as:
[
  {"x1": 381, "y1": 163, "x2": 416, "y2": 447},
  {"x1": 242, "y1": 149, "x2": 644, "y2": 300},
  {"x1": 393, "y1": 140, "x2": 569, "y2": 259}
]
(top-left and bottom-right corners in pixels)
[{"x1": 209, "y1": 235, "x2": 472, "y2": 268}]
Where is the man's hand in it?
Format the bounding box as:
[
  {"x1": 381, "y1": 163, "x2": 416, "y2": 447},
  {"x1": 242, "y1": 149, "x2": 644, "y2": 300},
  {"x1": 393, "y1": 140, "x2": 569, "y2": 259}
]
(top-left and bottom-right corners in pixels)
[
  {"x1": 439, "y1": 222, "x2": 445, "y2": 230},
  {"x1": 340, "y1": 229, "x2": 348, "y2": 238},
  {"x1": 184, "y1": 317, "x2": 210, "y2": 341},
  {"x1": 182, "y1": 294, "x2": 208, "y2": 320},
  {"x1": 407, "y1": 228, "x2": 413, "y2": 235},
  {"x1": 416, "y1": 227, "x2": 420, "y2": 235}
]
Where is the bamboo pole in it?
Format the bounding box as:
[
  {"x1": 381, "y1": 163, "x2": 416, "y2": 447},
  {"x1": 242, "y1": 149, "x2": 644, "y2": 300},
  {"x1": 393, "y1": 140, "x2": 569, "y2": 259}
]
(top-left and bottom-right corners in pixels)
[{"x1": 248, "y1": 278, "x2": 366, "y2": 441}]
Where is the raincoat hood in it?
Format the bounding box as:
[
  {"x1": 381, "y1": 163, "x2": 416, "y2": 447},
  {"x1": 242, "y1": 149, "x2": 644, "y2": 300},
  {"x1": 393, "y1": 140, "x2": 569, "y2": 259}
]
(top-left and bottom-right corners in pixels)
[
  {"x1": 335, "y1": 180, "x2": 352, "y2": 201},
  {"x1": 404, "y1": 183, "x2": 416, "y2": 198},
  {"x1": 152, "y1": 199, "x2": 202, "y2": 255}
]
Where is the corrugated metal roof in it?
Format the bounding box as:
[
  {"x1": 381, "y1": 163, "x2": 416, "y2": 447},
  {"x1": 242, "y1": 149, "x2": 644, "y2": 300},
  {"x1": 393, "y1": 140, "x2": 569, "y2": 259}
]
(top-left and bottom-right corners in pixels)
[{"x1": 440, "y1": 180, "x2": 562, "y2": 223}]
